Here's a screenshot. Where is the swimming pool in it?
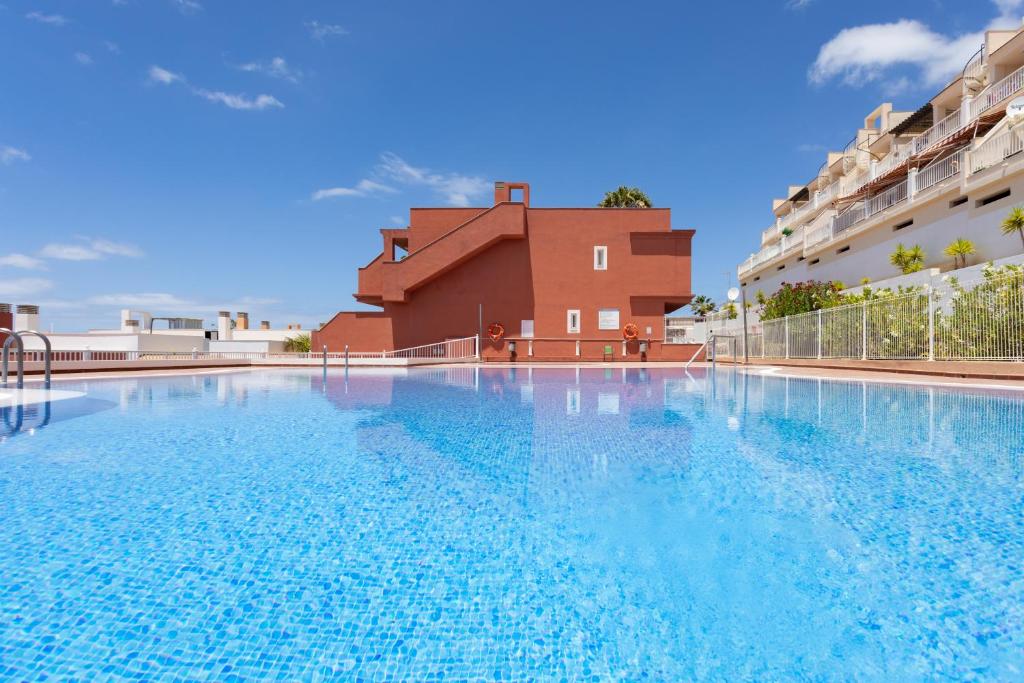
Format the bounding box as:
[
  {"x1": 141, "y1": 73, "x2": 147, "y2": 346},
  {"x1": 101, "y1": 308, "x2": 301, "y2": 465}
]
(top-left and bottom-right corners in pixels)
[{"x1": 1, "y1": 367, "x2": 1022, "y2": 679}]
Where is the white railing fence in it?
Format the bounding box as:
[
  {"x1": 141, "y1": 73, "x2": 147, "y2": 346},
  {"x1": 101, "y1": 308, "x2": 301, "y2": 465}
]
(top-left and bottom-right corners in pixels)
[
  {"x1": 917, "y1": 149, "x2": 964, "y2": 192},
  {"x1": 719, "y1": 271, "x2": 1024, "y2": 362},
  {"x1": 972, "y1": 129, "x2": 1024, "y2": 173},
  {"x1": 970, "y1": 63, "x2": 1024, "y2": 120},
  {"x1": 11, "y1": 336, "x2": 481, "y2": 364}
]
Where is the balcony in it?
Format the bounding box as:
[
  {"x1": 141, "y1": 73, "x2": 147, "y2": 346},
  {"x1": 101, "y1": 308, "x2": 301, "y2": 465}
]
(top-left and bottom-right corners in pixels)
[
  {"x1": 971, "y1": 129, "x2": 1024, "y2": 173},
  {"x1": 970, "y1": 62, "x2": 1024, "y2": 119},
  {"x1": 912, "y1": 109, "x2": 962, "y2": 155}
]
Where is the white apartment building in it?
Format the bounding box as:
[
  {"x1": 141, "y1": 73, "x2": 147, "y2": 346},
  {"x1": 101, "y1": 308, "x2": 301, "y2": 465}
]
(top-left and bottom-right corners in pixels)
[{"x1": 738, "y1": 25, "x2": 1024, "y2": 297}]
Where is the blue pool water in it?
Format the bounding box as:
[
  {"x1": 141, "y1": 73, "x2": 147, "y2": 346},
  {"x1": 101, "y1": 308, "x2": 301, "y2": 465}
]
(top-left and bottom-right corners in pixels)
[{"x1": 1, "y1": 367, "x2": 1023, "y2": 680}]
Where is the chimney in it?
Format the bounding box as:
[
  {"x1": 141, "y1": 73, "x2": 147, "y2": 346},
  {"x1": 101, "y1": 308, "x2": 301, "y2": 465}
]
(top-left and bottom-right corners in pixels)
[
  {"x1": 124, "y1": 319, "x2": 140, "y2": 332},
  {"x1": 260, "y1": 320, "x2": 270, "y2": 330},
  {"x1": 236, "y1": 312, "x2": 249, "y2": 330},
  {"x1": 493, "y1": 181, "x2": 530, "y2": 206},
  {"x1": 14, "y1": 304, "x2": 39, "y2": 332},
  {"x1": 0, "y1": 303, "x2": 11, "y2": 333},
  {"x1": 218, "y1": 310, "x2": 233, "y2": 341}
]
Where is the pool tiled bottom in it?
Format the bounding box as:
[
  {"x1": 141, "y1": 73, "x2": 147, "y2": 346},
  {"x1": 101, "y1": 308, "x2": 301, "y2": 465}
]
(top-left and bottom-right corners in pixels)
[{"x1": 1, "y1": 368, "x2": 1023, "y2": 679}]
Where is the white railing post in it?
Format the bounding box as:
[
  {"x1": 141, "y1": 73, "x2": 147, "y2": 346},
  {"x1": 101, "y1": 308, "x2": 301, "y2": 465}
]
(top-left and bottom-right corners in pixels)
[
  {"x1": 817, "y1": 309, "x2": 822, "y2": 359},
  {"x1": 784, "y1": 317, "x2": 790, "y2": 359},
  {"x1": 907, "y1": 167, "x2": 918, "y2": 201},
  {"x1": 861, "y1": 301, "x2": 868, "y2": 360},
  {"x1": 927, "y1": 285, "x2": 935, "y2": 361},
  {"x1": 962, "y1": 95, "x2": 973, "y2": 126}
]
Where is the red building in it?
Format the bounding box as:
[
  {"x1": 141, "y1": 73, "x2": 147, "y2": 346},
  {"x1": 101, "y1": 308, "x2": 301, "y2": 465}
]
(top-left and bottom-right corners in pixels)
[{"x1": 313, "y1": 182, "x2": 698, "y2": 361}]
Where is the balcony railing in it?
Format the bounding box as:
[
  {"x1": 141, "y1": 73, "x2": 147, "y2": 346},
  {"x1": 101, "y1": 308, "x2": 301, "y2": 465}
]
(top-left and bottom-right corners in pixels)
[
  {"x1": 917, "y1": 149, "x2": 964, "y2": 192},
  {"x1": 912, "y1": 109, "x2": 962, "y2": 155},
  {"x1": 867, "y1": 179, "x2": 908, "y2": 216},
  {"x1": 970, "y1": 63, "x2": 1024, "y2": 119},
  {"x1": 971, "y1": 129, "x2": 1024, "y2": 173},
  {"x1": 738, "y1": 242, "x2": 781, "y2": 275},
  {"x1": 833, "y1": 201, "x2": 867, "y2": 234}
]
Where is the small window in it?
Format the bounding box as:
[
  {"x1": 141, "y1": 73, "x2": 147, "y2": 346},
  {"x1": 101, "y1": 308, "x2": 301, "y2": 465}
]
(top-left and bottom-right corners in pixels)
[
  {"x1": 949, "y1": 196, "x2": 968, "y2": 208},
  {"x1": 567, "y1": 309, "x2": 581, "y2": 334},
  {"x1": 520, "y1": 320, "x2": 534, "y2": 338},
  {"x1": 797, "y1": 256, "x2": 806, "y2": 262},
  {"x1": 977, "y1": 189, "x2": 1011, "y2": 207},
  {"x1": 598, "y1": 308, "x2": 619, "y2": 330},
  {"x1": 753, "y1": 276, "x2": 761, "y2": 281},
  {"x1": 594, "y1": 246, "x2": 608, "y2": 270},
  {"x1": 809, "y1": 258, "x2": 820, "y2": 265},
  {"x1": 777, "y1": 264, "x2": 785, "y2": 271},
  {"x1": 837, "y1": 245, "x2": 850, "y2": 254},
  {"x1": 893, "y1": 219, "x2": 914, "y2": 231}
]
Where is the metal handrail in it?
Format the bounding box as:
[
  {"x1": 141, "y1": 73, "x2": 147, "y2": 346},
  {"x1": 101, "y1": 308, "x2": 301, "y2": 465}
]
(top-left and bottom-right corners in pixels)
[
  {"x1": 1, "y1": 329, "x2": 25, "y2": 389},
  {"x1": 19, "y1": 331, "x2": 52, "y2": 388}
]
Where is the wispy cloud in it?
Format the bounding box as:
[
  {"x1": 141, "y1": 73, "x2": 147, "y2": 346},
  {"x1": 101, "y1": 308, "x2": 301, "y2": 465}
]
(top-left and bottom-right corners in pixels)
[
  {"x1": 194, "y1": 89, "x2": 283, "y2": 110},
  {"x1": 376, "y1": 153, "x2": 489, "y2": 207},
  {"x1": 1, "y1": 146, "x2": 31, "y2": 165},
  {"x1": 75, "y1": 52, "x2": 94, "y2": 66},
  {"x1": 306, "y1": 20, "x2": 347, "y2": 41},
  {"x1": 796, "y1": 143, "x2": 826, "y2": 153},
  {"x1": 809, "y1": 1, "x2": 1021, "y2": 90},
  {"x1": 0, "y1": 277, "x2": 53, "y2": 298},
  {"x1": 85, "y1": 292, "x2": 278, "y2": 312},
  {"x1": 171, "y1": 0, "x2": 202, "y2": 14},
  {"x1": 25, "y1": 11, "x2": 67, "y2": 26},
  {"x1": 237, "y1": 57, "x2": 302, "y2": 83},
  {"x1": 148, "y1": 65, "x2": 284, "y2": 110},
  {"x1": 312, "y1": 179, "x2": 396, "y2": 201},
  {"x1": 105, "y1": 41, "x2": 121, "y2": 54},
  {"x1": 0, "y1": 253, "x2": 46, "y2": 270},
  {"x1": 40, "y1": 239, "x2": 144, "y2": 261},
  {"x1": 148, "y1": 65, "x2": 183, "y2": 85}
]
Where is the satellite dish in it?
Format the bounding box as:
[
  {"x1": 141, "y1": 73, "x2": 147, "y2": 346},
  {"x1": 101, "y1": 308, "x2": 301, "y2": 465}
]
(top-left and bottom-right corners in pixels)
[
  {"x1": 727, "y1": 287, "x2": 740, "y2": 302},
  {"x1": 1008, "y1": 97, "x2": 1024, "y2": 123}
]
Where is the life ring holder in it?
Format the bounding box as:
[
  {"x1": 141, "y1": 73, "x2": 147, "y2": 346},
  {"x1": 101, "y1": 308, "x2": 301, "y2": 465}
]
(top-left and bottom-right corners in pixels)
[
  {"x1": 487, "y1": 322, "x2": 505, "y2": 342},
  {"x1": 623, "y1": 322, "x2": 640, "y2": 340}
]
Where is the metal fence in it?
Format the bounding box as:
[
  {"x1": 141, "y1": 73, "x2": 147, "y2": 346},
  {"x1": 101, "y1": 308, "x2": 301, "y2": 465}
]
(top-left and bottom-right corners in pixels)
[{"x1": 720, "y1": 270, "x2": 1024, "y2": 362}]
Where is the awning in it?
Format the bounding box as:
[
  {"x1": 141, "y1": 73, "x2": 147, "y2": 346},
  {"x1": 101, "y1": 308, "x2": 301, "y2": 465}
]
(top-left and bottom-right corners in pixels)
[{"x1": 889, "y1": 103, "x2": 933, "y2": 136}]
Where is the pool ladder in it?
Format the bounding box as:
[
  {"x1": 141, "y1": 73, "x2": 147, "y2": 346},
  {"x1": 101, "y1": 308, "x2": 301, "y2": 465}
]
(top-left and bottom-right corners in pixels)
[{"x1": 1, "y1": 329, "x2": 52, "y2": 389}]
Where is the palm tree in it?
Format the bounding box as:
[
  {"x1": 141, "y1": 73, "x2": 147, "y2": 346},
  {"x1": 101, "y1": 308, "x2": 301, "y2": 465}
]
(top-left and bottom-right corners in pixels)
[
  {"x1": 599, "y1": 186, "x2": 653, "y2": 208},
  {"x1": 1001, "y1": 206, "x2": 1024, "y2": 249},
  {"x1": 689, "y1": 295, "x2": 716, "y2": 318},
  {"x1": 889, "y1": 243, "x2": 926, "y2": 274},
  {"x1": 943, "y1": 237, "x2": 976, "y2": 269},
  {"x1": 284, "y1": 332, "x2": 311, "y2": 352}
]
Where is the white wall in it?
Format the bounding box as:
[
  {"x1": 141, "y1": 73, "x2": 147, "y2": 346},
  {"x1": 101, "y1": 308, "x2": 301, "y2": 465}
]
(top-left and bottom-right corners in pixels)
[
  {"x1": 232, "y1": 329, "x2": 306, "y2": 342},
  {"x1": 18, "y1": 333, "x2": 209, "y2": 352},
  {"x1": 208, "y1": 340, "x2": 286, "y2": 353}
]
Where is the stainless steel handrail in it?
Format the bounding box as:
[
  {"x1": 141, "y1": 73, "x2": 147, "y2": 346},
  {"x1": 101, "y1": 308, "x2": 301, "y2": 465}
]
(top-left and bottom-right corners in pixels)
[{"x1": 1, "y1": 329, "x2": 25, "y2": 389}]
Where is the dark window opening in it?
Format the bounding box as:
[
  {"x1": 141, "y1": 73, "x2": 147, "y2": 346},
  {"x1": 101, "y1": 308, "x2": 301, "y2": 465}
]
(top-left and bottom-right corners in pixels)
[
  {"x1": 777, "y1": 264, "x2": 785, "y2": 271},
  {"x1": 977, "y1": 189, "x2": 1011, "y2": 207},
  {"x1": 893, "y1": 219, "x2": 914, "y2": 231},
  {"x1": 949, "y1": 196, "x2": 968, "y2": 208},
  {"x1": 809, "y1": 258, "x2": 820, "y2": 265},
  {"x1": 837, "y1": 245, "x2": 851, "y2": 254},
  {"x1": 753, "y1": 276, "x2": 761, "y2": 282},
  {"x1": 797, "y1": 256, "x2": 806, "y2": 261}
]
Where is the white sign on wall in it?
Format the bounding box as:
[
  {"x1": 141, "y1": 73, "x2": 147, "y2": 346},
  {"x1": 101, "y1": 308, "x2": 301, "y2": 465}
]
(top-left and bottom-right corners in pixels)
[
  {"x1": 1008, "y1": 97, "x2": 1024, "y2": 122},
  {"x1": 598, "y1": 309, "x2": 620, "y2": 330}
]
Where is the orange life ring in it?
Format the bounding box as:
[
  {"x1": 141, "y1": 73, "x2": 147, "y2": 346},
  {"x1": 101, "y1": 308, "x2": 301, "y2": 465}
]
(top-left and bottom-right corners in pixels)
[
  {"x1": 487, "y1": 322, "x2": 505, "y2": 341},
  {"x1": 623, "y1": 322, "x2": 640, "y2": 340}
]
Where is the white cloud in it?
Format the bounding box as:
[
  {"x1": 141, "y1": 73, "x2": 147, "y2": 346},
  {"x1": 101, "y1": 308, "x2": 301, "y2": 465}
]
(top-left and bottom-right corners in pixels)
[
  {"x1": 0, "y1": 278, "x2": 53, "y2": 298},
  {"x1": 238, "y1": 56, "x2": 301, "y2": 83},
  {"x1": 312, "y1": 179, "x2": 397, "y2": 201},
  {"x1": 147, "y1": 65, "x2": 283, "y2": 110},
  {"x1": 0, "y1": 253, "x2": 46, "y2": 270},
  {"x1": 75, "y1": 52, "x2": 93, "y2": 66},
  {"x1": 85, "y1": 292, "x2": 279, "y2": 312},
  {"x1": 1, "y1": 146, "x2": 31, "y2": 165},
  {"x1": 193, "y1": 89, "x2": 284, "y2": 111},
  {"x1": 148, "y1": 65, "x2": 183, "y2": 85},
  {"x1": 105, "y1": 41, "x2": 120, "y2": 54},
  {"x1": 796, "y1": 143, "x2": 826, "y2": 153},
  {"x1": 25, "y1": 11, "x2": 67, "y2": 26},
  {"x1": 307, "y1": 20, "x2": 347, "y2": 41},
  {"x1": 376, "y1": 152, "x2": 489, "y2": 207},
  {"x1": 40, "y1": 239, "x2": 144, "y2": 261},
  {"x1": 172, "y1": 0, "x2": 202, "y2": 14},
  {"x1": 810, "y1": 2, "x2": 1022, "y2": 90}
]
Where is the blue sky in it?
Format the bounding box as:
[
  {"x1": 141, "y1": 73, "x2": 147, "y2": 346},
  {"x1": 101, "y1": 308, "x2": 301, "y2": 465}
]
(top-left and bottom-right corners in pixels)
[{"x1": 1, "y1": 0, "x2": 1019, "y2": 330}]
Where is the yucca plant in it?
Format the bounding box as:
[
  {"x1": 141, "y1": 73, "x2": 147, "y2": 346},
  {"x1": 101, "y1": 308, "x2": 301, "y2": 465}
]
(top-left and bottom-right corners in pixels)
[
  {"x1": 284, "y1": 332, "x2": 311, "y2": 352},
  {"x1": 598, "y1": 186, "x2": 653, "y2": 208},
  {"x1": 889, "y1": 243, "x2": 925, "y2": 274},
  {"x1": 943, "y1": 237, "x2": 976, "y2": 269},
  {"x1": 1001, "y1": 206, "x2": 1024, "y2": 249}
]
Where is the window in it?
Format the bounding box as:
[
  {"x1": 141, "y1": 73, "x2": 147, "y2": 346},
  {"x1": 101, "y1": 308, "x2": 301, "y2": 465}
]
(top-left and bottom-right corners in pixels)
[
  {"x1": 567, "y1": 309, "x2": 581, "y2": 334},
  {"x1": 776, "y1": 264, "x2": 785, "y2": 271},
  {"x1": 598, "y1": 308, "x2": 619, "y2": 330},
  {"x1": 594, "y1": 246, "x2": 608, "y2": 270},
  {"x1": 893, "y1": 219, "x2": 914, "y2": 231},
  {"x1": 950, "y1": 196, "x2": 968, "y2": 208},
  {"x1": 836, "y1": 245, "x2": 850, "y2": 254},
  {"x1": 977, "y1": 188, "x2": 1011, "y2": 207},
  {"x1": 809, "y1": 258, "x2": 820, "y2": 265},
  {"x1": 520, "y1": 320, "x2": 534, "y2": 338}
]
